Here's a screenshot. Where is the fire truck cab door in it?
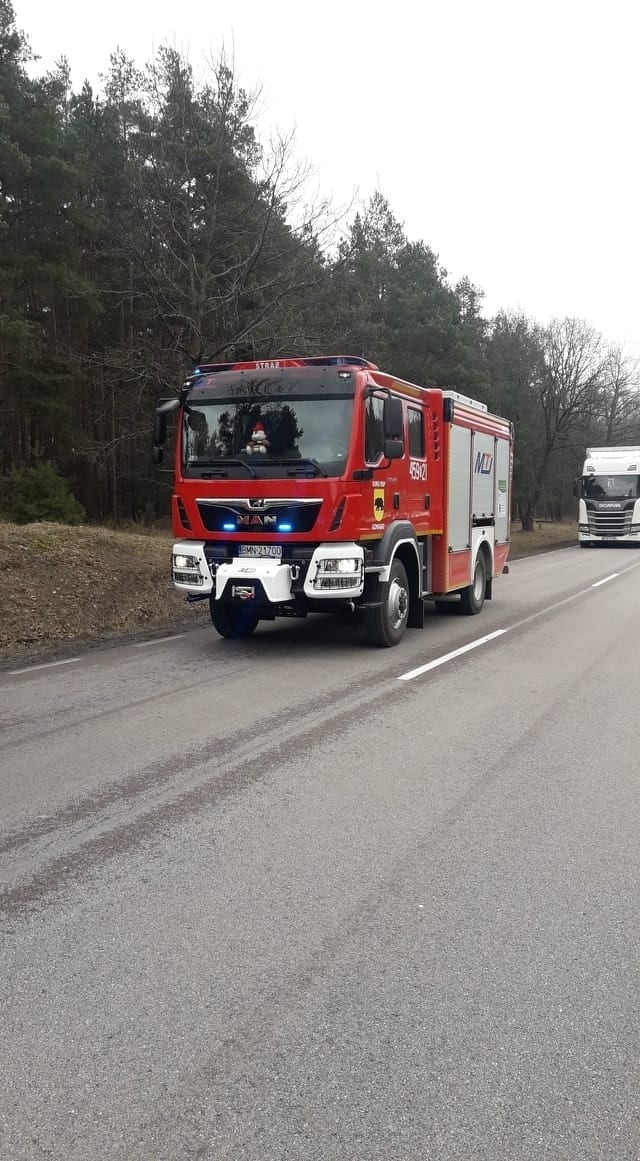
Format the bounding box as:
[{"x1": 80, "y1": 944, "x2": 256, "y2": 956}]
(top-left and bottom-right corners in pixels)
[{"x1": 405, "y1": 403, "x2": 429, "y2": 527}]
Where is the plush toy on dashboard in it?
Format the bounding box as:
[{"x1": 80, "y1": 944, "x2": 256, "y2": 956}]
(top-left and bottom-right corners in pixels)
[{"x1": 245, "y1": 420, "x2": 270, "y2": 454}]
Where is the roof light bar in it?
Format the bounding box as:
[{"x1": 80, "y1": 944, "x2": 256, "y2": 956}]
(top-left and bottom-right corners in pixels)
[{"x1": 192, "y1": 355, "x2": 378, "y2": 376}]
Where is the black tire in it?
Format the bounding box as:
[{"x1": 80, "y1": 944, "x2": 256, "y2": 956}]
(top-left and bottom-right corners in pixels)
[
  {"x1": 579, "y1": 541, "x2": 592, "y2": 548},
  {"x1": 364, "y1": 559, "x2": 410, "y2": 647},
  {"x1": 210, "y1": 599, "x2": 259, "y2": 639},
  {"x1": 459, "y1": 552, "x2": 487, "y2": 616}
]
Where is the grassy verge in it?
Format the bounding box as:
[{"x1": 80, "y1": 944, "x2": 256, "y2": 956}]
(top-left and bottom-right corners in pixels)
[
  {"x1": 509, "y1": 520, "x2": 575, "y2": 559},
  {"x1": 0, "y1": 519, "x2": 575, "y2": 663},
  {"x1": 0, "y1": 522, "x2": 206, "y2": 663}
]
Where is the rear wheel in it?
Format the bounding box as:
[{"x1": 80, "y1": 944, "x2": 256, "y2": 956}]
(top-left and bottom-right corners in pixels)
[
  {"x1": 365, "y1": 559, "x2": 410, "y2": 647},
  {"x1": 459, "y1": 552, "x2": 487, "y2": 616},
  {"x1": 210, "y1": 599, "x2": 259, "y2": 639}
]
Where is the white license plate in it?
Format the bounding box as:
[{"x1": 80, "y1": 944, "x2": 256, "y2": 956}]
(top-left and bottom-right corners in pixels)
[{"x1": 238, "y1": 544, "x2": 282, "y2": 559}]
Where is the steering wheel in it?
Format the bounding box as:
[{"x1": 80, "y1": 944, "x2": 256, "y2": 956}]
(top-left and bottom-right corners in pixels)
[{"x1": 315, "y1": 441, "x2": 348, "y2": 460}]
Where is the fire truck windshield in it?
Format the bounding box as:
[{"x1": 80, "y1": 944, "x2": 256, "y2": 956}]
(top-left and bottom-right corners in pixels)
[
  {"x1": 583, "y1": 474, "x2": 640, "y2": 500},
  {"x1": 182, "y1": 395, "x2": 353, "y2": 478}
]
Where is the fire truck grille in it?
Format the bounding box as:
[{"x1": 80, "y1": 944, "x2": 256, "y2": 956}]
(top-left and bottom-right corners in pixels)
[{"x1": 197, "y1": 501, "x2": 322, "y2": 533}]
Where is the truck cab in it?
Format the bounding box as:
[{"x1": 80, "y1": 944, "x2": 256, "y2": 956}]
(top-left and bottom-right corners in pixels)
[{"x1": 575, "y1": 447, "x2": 640, "y2": 546}]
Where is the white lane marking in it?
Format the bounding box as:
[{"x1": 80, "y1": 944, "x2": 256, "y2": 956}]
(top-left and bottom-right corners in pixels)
[
  {"x1": 592, "y1": 573, "x2": 619, "y2": 587},
  {"x1": 499, "y1": 556, "x2": 640, "y2": 634},
  {"x1": 132, "y1": 634, "x2": 186, "y2": 648},
  {"x1": 398, "y1": 630, "x2": 507, "y2": 682},
  {"x1": 9, "y1": 657, "x2": 81, "y2": 676},
  {"x1": 5, "y1": 558, "x2": 639, "y2": 680},
  {"x1": 398, "y1": 556, "x2": 640, "y2": 684}
]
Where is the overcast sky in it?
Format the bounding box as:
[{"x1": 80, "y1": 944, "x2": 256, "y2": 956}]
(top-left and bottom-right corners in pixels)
[{"x1": 15, "y1": 0, "x2": 640, "y2": 355}]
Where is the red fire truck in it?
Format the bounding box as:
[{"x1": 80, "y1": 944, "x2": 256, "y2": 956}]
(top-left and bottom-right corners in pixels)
[{"x1": 153, "y1": 356, "x2": 513, "y2": 646}]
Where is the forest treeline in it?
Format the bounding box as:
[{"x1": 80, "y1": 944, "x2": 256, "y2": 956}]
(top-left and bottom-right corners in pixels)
[{"x1": 1, "y1": 0, "x2": 639, "y2": 528}]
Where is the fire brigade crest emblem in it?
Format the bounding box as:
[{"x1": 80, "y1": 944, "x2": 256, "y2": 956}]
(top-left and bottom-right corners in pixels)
[{"x1": 373, "y1": 487, "x2": 385, "y2": 520}]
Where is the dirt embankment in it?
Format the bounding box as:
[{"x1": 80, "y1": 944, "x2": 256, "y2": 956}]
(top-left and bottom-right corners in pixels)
[
  {"x1": 0, "y1": 522, "x2": 206, "y2": 662},
  {"x1": 0, "y1": 520, "x2": 576, "y2": 663},
  {"x1": 507, "y1": 521, "x2": 576, "y2": 559}
]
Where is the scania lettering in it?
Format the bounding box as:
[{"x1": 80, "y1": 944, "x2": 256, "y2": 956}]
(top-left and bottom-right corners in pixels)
[
  {"x1": 153, "y1": 356, "x2": 514, "y2": 646},
  {"x1": 574, "y1": 446, "x2": 640, "y2": 547}
]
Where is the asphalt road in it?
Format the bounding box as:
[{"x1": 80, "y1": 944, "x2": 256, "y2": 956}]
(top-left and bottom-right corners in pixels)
[{"x1": 2, "y1": 545, "x2": 640, "y2": 1160}]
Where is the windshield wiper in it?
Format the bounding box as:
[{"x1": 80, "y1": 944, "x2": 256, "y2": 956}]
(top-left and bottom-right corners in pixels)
[
  {"x1": 187, "y1": 456, "x2": 328, "y2": 478},
  {"x1": 188, "y1": 457, "x2": 257, "y2": 478},
  {"x1": 271, "y1": 458, "x2": 328, "y2": 478}
]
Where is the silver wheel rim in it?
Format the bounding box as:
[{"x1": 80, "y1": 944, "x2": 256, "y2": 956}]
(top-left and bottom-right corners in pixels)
[
  {"x1": 473, "y1": 560, "x2": 484, "y2": 602},
  {"x1": 388, "y1": 579, "x2": 409, "y2": 631}
]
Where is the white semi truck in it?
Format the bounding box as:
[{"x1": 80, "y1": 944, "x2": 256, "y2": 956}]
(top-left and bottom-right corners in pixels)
[{"x1": 575, "y1": 446, "x2": 640, "y2": 547}]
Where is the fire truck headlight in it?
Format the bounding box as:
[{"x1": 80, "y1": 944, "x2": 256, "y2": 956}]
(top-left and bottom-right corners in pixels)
[
  {"x1": 173, "y1": 552, "x2": 205, "y2": 585},
  {"x1": 317, "y1": 557, "x2": 359, "y2": 574},
  {"x1": 313, "y1": 556, "x2": 363, "y2": 590},
  {"x1": 174, "y1": 553, "x2": 198, "y2": 569}
]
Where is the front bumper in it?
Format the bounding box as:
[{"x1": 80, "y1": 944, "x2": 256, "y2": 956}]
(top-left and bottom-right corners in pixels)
[{"x1": 171, "y1": 540, "x2": 365, "y2": 604}]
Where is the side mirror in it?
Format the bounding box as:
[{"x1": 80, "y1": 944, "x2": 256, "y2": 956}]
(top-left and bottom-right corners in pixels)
[
  {"x1": 572, "y1": 478, "x2": 581, "y2": 497},
  {"x1": 152, "y1": 396, "x2": 180, "y2": 466},
  {"x1": 383, "y1": 395, "x2": 404, "y2": 459},
  {"x1": 153, "y1": 412, "x2": 167, "y2": 446},
  {"x1": 383, "y1": 395, "x2": 404, "y2": 439},
  {"x1": 384, "y1": 438, "x2": 404, "y2": 460}
]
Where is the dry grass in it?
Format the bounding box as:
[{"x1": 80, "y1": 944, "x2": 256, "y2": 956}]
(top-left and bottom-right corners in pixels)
[
  {"x1": 510, "y1": 520, "x2": 576, "y2": 558},
  {"x1": 0, "y1": 518, "x2": 575, "y2": 662},
  {"x1": 0, "y1": 522, "x2": 206, "y2": 662}
]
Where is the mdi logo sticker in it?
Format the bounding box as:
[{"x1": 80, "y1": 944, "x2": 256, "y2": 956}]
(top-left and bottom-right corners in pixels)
[{"x1": 474, "y1": 452, "x2": 493, "y2": 475}]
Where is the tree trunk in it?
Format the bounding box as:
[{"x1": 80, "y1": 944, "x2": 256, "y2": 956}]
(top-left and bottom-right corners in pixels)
[{"x1": 518, "y1": 501, "x2": 535, "y2": 532}]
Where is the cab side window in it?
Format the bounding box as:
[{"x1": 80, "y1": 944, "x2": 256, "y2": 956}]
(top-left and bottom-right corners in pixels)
[
  {"x1": 365, "y1": 395, "x2": 385, "y2": 464},
  {"x1": 408, "y1": 407, "x2": 424, "y2": 458}
]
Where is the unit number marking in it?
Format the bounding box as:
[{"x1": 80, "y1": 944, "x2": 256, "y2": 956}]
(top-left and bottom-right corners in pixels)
[{"x1": 409, "y1": 460, "x2": 427, "y2": 481}]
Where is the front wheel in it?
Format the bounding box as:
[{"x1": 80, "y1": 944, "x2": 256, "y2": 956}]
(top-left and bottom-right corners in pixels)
[
  {"x1": 210, "y1": 599, "x2": 259, "y2": 639},
  {"x1": 579, "y1": 541, "x2": 593, "y2": 549},
  {"x1": 459, "y1": 553, "x2": 487, "y2": 615},
  {"x1": 364, "y1": 559, "x2": 410, "y2": 647}
]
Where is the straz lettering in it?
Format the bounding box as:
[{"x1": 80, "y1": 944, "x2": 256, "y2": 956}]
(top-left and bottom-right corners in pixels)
[
  {"x1": 237, "y1": 513, "x2": 278, "y2": 526},
  {"x1": 230, "y1": 382, "x2": 293, "y2": 397},
  {"x1": 474, "y1": 452, "x2": 493, "y2": 475},
  {"x1": 255, "y1": 360, "x2": 281, "y2": 369},
  {"x1": 409, "y1": 460, "x2": 427, "y2": 481}
]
